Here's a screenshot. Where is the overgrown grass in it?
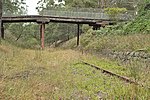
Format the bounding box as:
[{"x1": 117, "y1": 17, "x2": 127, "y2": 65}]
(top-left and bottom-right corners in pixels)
[
  {"x1": 81, "y1": 54, "x2": 150, "y2": 88},
  {"x1": 0, "y1": 41, "x2": 149, "y2": 99},
  {"x1": 63, "y1": 33, "x2": 150, "y2": 52}
]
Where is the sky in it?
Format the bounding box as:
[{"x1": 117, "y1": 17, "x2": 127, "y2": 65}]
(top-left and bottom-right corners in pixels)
[{"x1": 26, "y1": 0, "x2": 39, "y2": 15}]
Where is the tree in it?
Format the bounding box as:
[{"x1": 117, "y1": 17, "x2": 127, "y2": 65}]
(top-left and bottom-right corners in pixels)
[
  {"x1": 65, "y1": 0, "x2": 99, "y2": 8},
  {"x1": 104, "y1": 7, "x2": 127, "y2": 19},
  {"x1": 36, "y1": 0, "x2": 55, "y2": 12},
  {"x1": 3, "y1": 0, "x2": 27, "y2": 15},
  {"x1": 2, "y1": 0, "x2": 27, "y2": 41}
]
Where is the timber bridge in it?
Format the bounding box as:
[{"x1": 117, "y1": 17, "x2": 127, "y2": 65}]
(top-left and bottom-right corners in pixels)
[{"x1": 1, "y1": 8, "x2": 135, "y2": 49}]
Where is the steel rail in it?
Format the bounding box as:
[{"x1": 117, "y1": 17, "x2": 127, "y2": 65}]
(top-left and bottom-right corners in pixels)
[{"x1": 81, "y1": 61, "x2": 149, "y2": 90}]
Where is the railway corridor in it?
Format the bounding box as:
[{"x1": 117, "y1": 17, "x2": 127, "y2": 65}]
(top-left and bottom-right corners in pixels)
[{"x1": 0, "y1": 46, "x2": 149, "y2": 99}]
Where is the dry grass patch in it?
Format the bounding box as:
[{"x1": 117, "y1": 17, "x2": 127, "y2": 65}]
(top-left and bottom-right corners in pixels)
[{"x1": 0, "y1": 44, "x2": 149, "y2": 99}]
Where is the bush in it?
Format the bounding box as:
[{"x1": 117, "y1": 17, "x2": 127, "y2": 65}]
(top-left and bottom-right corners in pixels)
[
  {"x1": 24, "y1": 38, "x2": 39, "y2": 48},
  {"x1": 104, "y1": 7, "x2": 127, "y2": 19},
  {"x1": 123, "y1": 5, "x2": 150, "y2": 34}
]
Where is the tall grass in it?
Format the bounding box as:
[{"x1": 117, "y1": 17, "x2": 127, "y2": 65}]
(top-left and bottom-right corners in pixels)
[{"x1": 0, "y1": 40, "x2": 149, "y2": 99}]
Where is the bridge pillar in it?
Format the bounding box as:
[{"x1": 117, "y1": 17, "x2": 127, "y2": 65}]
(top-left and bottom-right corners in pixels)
[
  {"x1": 1, "y1": 22, "x2": 4, "y2": 39},
  {"x1": 0, "y1": 20, "x2": 1, "y2": 40},
  {"x1": 0, "y1": 0, "x2": 2, "y2": 41},
  {"x1": 40, "y1": 23, "x2": 45, "y2": 49},
  {"x1": 77, "y1": 24, "x2": 80, "y2": 46}
]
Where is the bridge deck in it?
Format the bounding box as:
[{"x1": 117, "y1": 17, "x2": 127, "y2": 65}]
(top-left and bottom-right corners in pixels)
[
  {"x1": 2, "y1": 8, "x2": 134, "y2": 24},
  {"x1": 2, "y1": 15, "x2": 122, "y2": 24},
  {"x1": 2, "y1": 15, "x2": 97, "y2": 24}
]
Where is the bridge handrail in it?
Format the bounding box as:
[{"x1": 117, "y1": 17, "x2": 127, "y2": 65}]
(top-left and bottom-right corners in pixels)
[{"x1": 2, "y1": 7, "x2": 136, "y2": 21}]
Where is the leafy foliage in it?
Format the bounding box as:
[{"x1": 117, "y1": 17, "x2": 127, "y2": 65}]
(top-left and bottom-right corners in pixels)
[
  {"x1": 123, "y1": 1, "x2": 150, "y2": 34},
  {"x1": 65, "y1": 0, "x2": 98, "y2": 8},
  {"x1": 95, "y1": 1, "x2": 150, "y2": 35},
  {"x1": 7, "y1": 23, "x2": 40, "y2": 48},
  {"x1": 3, "y1": 0, "x2": 27, "y2": 14},
  {"x1": 104, "y1": 7, "x2": 127, "y2": 19}
]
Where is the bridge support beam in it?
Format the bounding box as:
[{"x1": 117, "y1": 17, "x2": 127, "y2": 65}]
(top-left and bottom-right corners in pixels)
[
  {"x1": 92, "y1": 25, "x2": 101, "y2": 30},
  {"x1": 77, "y1": 24, "x2": 80, "y2": 46},
  {"x1": 40, "y1": 24, "x2": 45, "y2": 49}
]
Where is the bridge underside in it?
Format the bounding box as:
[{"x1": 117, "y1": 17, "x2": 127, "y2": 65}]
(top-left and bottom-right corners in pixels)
[
  {"x1": 2, "y1": 15, "x2": 117, "y2": 24},
  {"x1": 1, "y1": 15, "x2": 115, "y2": 49}
]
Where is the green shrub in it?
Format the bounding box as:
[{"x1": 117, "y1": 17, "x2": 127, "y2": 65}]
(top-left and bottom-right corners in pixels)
[
  {"x1": 124, "y1": 10, "x2": 150, "y2": 34},
  {"x1": 104, "y1": 7, "x2": 127, "y2": 19},
  {"x1": 82, "y1": 24, "x2": 91, "y2": 33},
  {"x1": 25, "y1": 38, "x2": 39, "y2": 48}
]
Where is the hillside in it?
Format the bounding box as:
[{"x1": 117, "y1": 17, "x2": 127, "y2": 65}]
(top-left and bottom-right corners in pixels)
[{"x1": 62, "y1": 3, "x2": 150, "y2": 67}]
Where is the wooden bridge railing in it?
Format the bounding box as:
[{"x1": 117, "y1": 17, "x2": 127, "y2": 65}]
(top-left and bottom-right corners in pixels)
[
  {"x1": 2, "y1": 8, "x2": 135, "y2": 21},
  {"x1": 41, "y1": 8, "x2": 135, "y2": 20}
]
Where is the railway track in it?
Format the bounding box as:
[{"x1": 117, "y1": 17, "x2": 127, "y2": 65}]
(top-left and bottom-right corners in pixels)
[{"x1": 81, "y1": 61, "x2": 147, "y2": 88}]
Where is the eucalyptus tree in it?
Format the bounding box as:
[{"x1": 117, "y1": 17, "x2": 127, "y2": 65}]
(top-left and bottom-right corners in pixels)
[
  {"x1": 2, "y1": 0, "x2": 28, "y2": 43},
  {"x1": 36, "y1": 0, "x2": 55, "y2": 12},
  {"x1": 37, "y1": 0, "x2": 102, "y2": 9},
  {"x1": 3, "y1": 0, "x2": 27, "y2": 14},
  {"x1": 65, "y1": 0, "x2": 99, "y2": 8}
]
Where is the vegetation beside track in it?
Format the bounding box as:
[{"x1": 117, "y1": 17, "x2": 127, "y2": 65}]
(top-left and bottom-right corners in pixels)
[
  {"x1": 0, "y1": 0, "x2": 149, "y2": 99},
  {"x1": 0, "y1": 41, "x2": 149, "y2": 99}
]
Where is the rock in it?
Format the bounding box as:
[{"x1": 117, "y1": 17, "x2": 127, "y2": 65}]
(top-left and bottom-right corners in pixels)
[
  {"x1": 126, "y1": 52, "x2": 130, "y2": 55},
  {"x1": 129, "y1": 52, "x2": 135, "y2": 57},
  {"x1": 97, "y1": 91, "x2": 107, "y2": 99},
  {"x1": 134, "y1": 52, "x2": 140, "y2": 57}
]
